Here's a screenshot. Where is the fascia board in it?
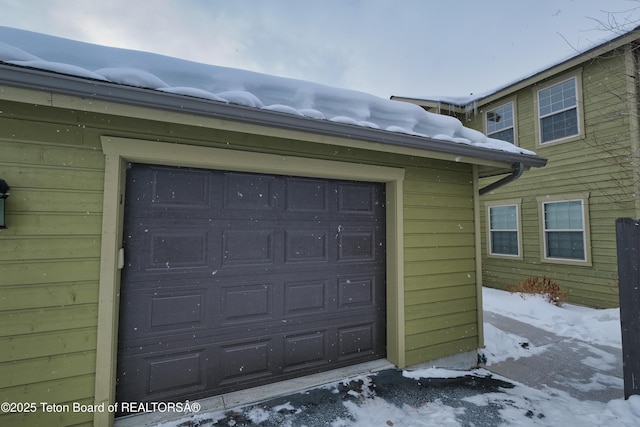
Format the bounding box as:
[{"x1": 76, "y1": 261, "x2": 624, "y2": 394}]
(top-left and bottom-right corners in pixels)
[{"x1": 0, "y1": 63, "x2": 546, "y2": 170}]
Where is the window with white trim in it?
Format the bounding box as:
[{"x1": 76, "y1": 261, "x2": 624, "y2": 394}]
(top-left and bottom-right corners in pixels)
[
  {"x1": 542, "y1": 199, "x2": 587, "y2": 261},
  {"x1": 488, "y1": 203, "x2": 520, "y2": 257},
  {"x1": 486, "y1": 102, "x2": 515, "y2": 144},
  {"x1": 537, "y1": 77, "x2": 579, "y2": 144}
]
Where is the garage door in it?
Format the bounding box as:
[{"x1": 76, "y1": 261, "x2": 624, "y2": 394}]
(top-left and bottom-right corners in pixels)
[{"x1": 116, "y1": 163, "x2": 386, "y2": 408}]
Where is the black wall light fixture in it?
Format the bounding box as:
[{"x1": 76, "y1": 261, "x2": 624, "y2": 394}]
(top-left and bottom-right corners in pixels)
[{"x1": 0, "y1": 179, "x2": 9, "y2": 229}]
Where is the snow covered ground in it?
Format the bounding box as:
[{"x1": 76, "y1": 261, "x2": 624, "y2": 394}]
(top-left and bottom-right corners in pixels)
[
  {"x1": 482, "y1": 287, "x2": 622, "y2": 349},
  {"x1": 156, "y1": 287, "x2": 640, "y2": 426}
]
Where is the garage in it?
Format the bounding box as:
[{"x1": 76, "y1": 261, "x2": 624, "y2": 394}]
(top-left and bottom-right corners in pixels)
[{"x1": 116, "y1": 163, "x2": 387, "y2": 407}]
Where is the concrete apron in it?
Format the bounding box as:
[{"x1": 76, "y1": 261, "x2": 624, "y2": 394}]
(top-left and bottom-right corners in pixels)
[
  {"x1": 114, "y1": 349, "x2": 480, "y2": 427},
  {"x1": 114, "y1": 359, "x2": 394, "y2": 427}
]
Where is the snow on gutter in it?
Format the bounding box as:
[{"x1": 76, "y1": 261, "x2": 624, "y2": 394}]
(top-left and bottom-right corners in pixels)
[{"x1": 0, "y1": 62, "x2": 547, "y2": 171}]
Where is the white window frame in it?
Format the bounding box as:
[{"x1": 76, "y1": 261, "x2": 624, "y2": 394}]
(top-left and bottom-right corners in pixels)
[
  {"x1": 537, "y1": 194, "x2": 591, "y2": 266},
  {"x1": 485, "y1": 100, "x2": 516, "y2": 145},
  {"x1": 486, "y1": 199, "x2": 522, "y2": 259},
  {"x1": 535, "y1": 74, "x2": 583, "y2": 146}
]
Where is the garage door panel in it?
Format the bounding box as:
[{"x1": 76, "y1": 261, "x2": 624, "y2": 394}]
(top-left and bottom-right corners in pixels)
[
  {"x1": 223, "y1": 172, "x2": 280, "y2": 211},
  {"x1": 150, "y1": 232, "x2": 209, "y2": 267},
  {"x1": 284, "y1": 229, "x2": 329, "y2": 263},
  {"x1": 338, "y1": 182, "x2": 377, "y2": 213},
  {"x1": 338, "y1": 229, "x2": 377, "y2": 261},
  {"x1": 337, "y1": 324, "x2": 376, "y2": 360},
  {"x1": 125, "y1": 165, "x2": 213, "y2": 212},
  {"x1": 117, "y1": 346, "x2": 211, "y2": 405},
  {"x1": 217, "y1": 339, "x2": 274, "y2": 386},
  {"x1": 118, "y1": 164, "x2": 386, "y2": 409},
  {"x1": 147, "y1": 350, "x2": 206, "y2": 394},
  {"x1": 222, "y1": 229, "x2": 275, "y2": 265},
  {"x1": 285, "y1": 177, "x2": 329, "y2": 212},
  {"x1": 219, "y1": 282, "x2": 275, "y2": 325},
  {"x1": 152, "y1": 167, "x2": 211, "y2": 207},
  {"x1": 283, "y1": 279, "x2": 328, "y2": 316},
  {"x1": 119, "y1": 287, "x2": 211, "y2": 340},
  {"x1": 124, "y1": 225, "x2": 220, "y2": 277},
  {"x1": 150, "y1": 293, "x2": 205, "y2": 328},
  {"x1": 338, "y1": 276, "x2": 375, "y2": 308},
  {"x1": 283, "y1": 330, "x2": 330, "y2": 370},
  {"x1": 119, "y1": 271, "x2": 383, "y2": 342}
]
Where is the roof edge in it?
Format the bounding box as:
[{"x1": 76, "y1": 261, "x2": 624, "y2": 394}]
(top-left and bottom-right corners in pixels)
[
  {"x1": 0, "y1": 63, "x2": 546, "y2": 169},
  {"x1": 394, "y1": 25, "x2": 640, "y2": 109}
]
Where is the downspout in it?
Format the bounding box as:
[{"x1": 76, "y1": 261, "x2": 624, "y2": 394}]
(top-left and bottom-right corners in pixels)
[
  {"x1": 478, "y1": 162, "x2": 525, "y2": 195},
  {"x1": 472, "y1": 166, "x2": 484, "y2": 350},
  {"x1": 474, "y1": 161, "x2": 524, "y2": 352}
]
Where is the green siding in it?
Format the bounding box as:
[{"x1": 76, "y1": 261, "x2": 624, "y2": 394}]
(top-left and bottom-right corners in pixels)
[
  {"x1": 0, "y1": 114, "x2": 104, "y2": 427},
  {"x1": 0, "y1": 375, "x2": 95, "y2": 427},
  {"x1": 0, "y1": 97, "x2": 480, "y2": 425},
  {"x1": 466, "y1": 50, "x2": 637, "y2": 308},
  {"x1": 402, "y1": 166, "x2": 477, "y2": 365}
]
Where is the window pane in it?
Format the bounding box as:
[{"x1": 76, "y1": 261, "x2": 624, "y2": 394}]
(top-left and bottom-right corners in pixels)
[
  {"x1": 541, "y1": 109, "x2": 578, "y2": 143},
  {"x1": 488, "y1": 128, "x2": 514, "y2": 144},
  {"x1": 544, "y1": 201, "x2": 583, "y2": 229},
  {"x1": 561, "y1": 79, "x2": 577, "y2": 108},
  {"x1": 490, "y1": 205, "x2": 517, "y2": 229},
  {"x1": 538, "y1": 78, "x2": 576, "y2": 115},
  {"x1": 486, "y1": 103, "x2": 514, "y2": 133},
  {"x1": 492, "y1": 231, "x2": 518, "y2": 255},
  {"x1": 546, "y1": 231, "x2": 584, "y2": 259},
  {"x1": 489, "y1": 205, "x2": 519, "y2": 256}
]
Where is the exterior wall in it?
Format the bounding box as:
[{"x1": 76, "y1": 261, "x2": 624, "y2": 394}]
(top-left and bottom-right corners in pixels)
[
  {"x1": 0, "y1": 95, "x2": 479, "y2": 426},
  {"x1": 403, "y1": 166, "x2": 477, "y2": 365},
  {"x1": 465, "y1": 49, "x2": 638, "y2": 308},
  {"x1": 0, "y1": 107, "x2": 104, "y2": 426}
]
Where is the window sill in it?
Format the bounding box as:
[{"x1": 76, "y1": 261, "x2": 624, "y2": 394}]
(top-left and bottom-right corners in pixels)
[
  {"x1": 536, "y1": 132, "x2": 584, "y2": 148},
  {"x1": 487, "y1": 253, "x2": 523, "y2": 261},
  {"x1": 541, "y1": 256, "x2": 592, "y2": 267}
]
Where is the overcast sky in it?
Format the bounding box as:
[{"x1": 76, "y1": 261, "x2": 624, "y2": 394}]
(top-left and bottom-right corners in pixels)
[{"x1": 1, "y1": 0, "x2": 639, "y2": 99}]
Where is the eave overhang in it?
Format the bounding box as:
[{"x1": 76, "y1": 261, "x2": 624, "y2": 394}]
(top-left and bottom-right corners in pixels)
[{"x1": 0, "y1": 63, "x2": 547, "y2": 176}]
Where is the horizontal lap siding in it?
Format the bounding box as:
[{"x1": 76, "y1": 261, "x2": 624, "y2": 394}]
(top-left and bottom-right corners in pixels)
[
  {"x1": 1, "y1": 99, "x2": 480, "y2": 426},
  {"x1": 474, "y1": 52, "x2": 636, "y2": 308},
  {"x1": 403, "y1": 166, "x2": 477, "y2": 365},
  {"x1": 0, "y1": 117, "x2": 103, "y2": 427},
  {"x1": 0, "y1": 375, "x2": 96, "y2": 427}
]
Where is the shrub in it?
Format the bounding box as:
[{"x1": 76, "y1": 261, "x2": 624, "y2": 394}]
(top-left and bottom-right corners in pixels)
[{"x1": 507, "y1": 276, "x2": 569, "y2": 307}]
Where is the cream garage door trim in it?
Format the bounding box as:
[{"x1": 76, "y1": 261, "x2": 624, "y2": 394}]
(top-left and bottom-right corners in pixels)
[{"x1": 94, "y1": 136, "x2": 405, "y2": 427}]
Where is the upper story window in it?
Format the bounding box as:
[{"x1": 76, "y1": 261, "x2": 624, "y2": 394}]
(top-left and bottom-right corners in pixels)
[
  {"x1": 537, "y1": 77, "x2": 579, "y2": 144},
  {"x1": 486, "y1": 102, "x2": 515, "y2": 144}
]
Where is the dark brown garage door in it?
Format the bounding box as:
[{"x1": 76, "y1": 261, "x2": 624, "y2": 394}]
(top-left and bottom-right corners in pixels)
[{"x1": 116, "y1": 163, "x2": 386, "y2": 408}]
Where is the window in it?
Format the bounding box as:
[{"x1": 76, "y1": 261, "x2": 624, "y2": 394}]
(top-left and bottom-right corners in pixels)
[
  {"x1": 487, "y1": 201, "x2": 521, "y2": 257},
  {"x1": 540, "y1": 196, "x2": 590, "y2": 264},
  {"x1": 537, "y1": 77, "x2": 579, "y2": 144},
  {"x1": 486, "y1": 102, "x2": 515, "y2": 144}
]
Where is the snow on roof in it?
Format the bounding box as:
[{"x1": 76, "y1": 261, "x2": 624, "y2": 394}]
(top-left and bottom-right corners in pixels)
[
  {"x1": 0, "y1": 26, "x2": 535, "y2": 156},
  {"x1": 404, "y1": 26, "x2": 640, "y2": 108}
]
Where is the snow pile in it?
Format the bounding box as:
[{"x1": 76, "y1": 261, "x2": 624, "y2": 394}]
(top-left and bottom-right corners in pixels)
[
  {"x1": 342, "y1": 397, "x2": 465, "y2": 427},
  {"x1": 0, "y1": 26, "x2": 536, "y2": 156},
  {"x1": 463, "y1": 384, "x2": 640, "y2": 427},
  {"x1": 481, "y1": 323, "x2": 551, "y2": 364},
  {"x1": 482, "y1": 287, "x2": 621, "y2": 348}
]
